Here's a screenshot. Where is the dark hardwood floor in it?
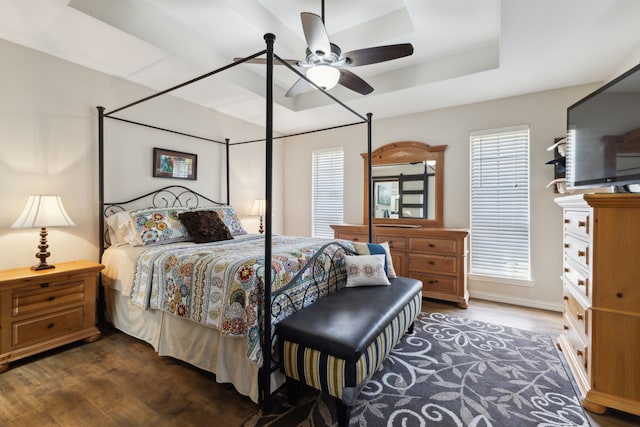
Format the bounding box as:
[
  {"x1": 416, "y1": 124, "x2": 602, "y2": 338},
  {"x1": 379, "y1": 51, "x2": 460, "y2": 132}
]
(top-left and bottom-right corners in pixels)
[{"x1": 1, "y1": 298, "x2": 639, "y2": 426}]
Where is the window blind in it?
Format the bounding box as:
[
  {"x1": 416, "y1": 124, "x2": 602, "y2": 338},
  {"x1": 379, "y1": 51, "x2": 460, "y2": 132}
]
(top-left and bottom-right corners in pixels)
[
  {"x1": 312, "y1": 148, "x2": 344, "y2": 238},
  {"x1": 470, "y1": 126, "x2": 531, "y2": 280}
]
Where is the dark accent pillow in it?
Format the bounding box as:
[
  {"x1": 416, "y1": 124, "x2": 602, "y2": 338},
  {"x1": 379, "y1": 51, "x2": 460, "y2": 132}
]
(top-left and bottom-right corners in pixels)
[{"x1": 178, "y1": 210, "x2": 234, "y2": 243}]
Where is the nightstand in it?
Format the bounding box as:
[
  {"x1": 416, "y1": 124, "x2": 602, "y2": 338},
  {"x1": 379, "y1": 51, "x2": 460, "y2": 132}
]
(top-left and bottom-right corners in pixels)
[{"x1": 0, "y1": 260, "x2": 104, "y2": 373}]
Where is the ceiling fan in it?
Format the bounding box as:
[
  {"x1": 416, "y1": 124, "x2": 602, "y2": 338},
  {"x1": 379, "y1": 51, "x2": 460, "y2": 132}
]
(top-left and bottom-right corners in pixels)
[{"x1": 237, "y1": 1, "x2": 414, "y2": 97}]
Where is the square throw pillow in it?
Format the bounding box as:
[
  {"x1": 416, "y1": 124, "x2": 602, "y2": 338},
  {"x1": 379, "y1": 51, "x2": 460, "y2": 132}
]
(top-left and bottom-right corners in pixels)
[
  {"x1": 345, "y1": 254, "x2": 390, "y2": 287},
  {"x1": 105, "y1": 210, "x2": 142, "y2": 246},
  {"x1": 179, "y1": 210, "x2": 233, "y2": 243},
  {"x1": 129, "y1": 207, "x2": 191, "y2": 246},
  {"x1": 197, "y1": 206, "x2": 247, "y2": 236},
  {"x1": 352, "y1": 241, "x2": 398, "y2": 278}
]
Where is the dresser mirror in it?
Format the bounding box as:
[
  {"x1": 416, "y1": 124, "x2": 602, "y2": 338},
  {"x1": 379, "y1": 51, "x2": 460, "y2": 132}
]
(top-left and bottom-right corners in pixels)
[{"x1": 362, "y1": 141, "x2": 446, "y2": 228}]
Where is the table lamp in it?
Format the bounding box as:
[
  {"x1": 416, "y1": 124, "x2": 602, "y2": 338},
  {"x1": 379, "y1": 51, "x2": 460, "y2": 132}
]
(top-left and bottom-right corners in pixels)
[
  {"x1": 11, "y1": 195, "x2": 76, "y2": 270},
  {"x1": 250, "y1": 199, "x2": 266, "y2": 234}
]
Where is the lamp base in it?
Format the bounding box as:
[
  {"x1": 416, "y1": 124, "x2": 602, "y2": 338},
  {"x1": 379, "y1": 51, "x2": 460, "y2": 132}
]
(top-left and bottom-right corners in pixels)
[{"x1": 32, "y1": 227, "x2": 55, "y2": 271}]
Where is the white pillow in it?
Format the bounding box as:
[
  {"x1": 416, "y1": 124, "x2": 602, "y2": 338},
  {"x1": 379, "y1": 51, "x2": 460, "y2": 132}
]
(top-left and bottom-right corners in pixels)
[
  {"x1": 351, "y1": 241, "x2": 397, "y2": 279},
  {"x1": 344, "y1": 254, "x2": 390, "y2": 287},
  {"x1": 105, "y1": 211, "x2": 143, "y2": 246}
]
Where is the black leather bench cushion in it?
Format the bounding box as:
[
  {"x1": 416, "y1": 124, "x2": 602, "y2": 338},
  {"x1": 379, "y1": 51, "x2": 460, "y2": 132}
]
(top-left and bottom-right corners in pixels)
[{"x1": 276, "y1": 277, "x2": 422, "y2": 363}]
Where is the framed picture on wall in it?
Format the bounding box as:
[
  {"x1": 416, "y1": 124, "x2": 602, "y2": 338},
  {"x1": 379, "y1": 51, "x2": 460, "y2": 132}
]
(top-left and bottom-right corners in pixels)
[{"x1": 153, "y1": 148, "x2": 197, "y2": 180}]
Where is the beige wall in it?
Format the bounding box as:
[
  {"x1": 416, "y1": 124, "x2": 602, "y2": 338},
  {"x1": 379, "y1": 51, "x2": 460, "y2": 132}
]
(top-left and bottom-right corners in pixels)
[
  {"x1": 0, "y1": 38, "x2": 279, "y2": 270},
  {"x1": 283, "y1": 84, "x2": 601, "y2": 311}
]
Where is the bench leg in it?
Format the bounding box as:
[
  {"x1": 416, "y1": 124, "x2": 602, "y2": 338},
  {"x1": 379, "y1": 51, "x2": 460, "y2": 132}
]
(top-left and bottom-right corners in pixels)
[
  {"x1": 285, "y1": 376, "x2": 302, "y2": 405},
  {"x1": 408, "y1": 321, "x2": 415, "y2": 334},
  {"x1": 334, "y1": 397, "x2": 353, "y2": 427}
]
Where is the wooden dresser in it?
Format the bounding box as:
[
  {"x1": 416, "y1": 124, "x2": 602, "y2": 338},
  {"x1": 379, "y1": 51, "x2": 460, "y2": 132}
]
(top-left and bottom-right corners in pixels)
[
  {"x1": 0, "y1": 260, "x2": 104, "y2": 373},
  {"x1": 331, "y1": 224, "x2": 469, "y2": 308},
  {"x1": 555, "y1": 194, "x2": 640, "y2": 416}
]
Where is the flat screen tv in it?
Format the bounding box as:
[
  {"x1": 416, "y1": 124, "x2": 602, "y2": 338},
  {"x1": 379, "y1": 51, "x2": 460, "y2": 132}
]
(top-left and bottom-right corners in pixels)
[{"x1": 566, "y1": 62, "x2": 640, "y2": 189}]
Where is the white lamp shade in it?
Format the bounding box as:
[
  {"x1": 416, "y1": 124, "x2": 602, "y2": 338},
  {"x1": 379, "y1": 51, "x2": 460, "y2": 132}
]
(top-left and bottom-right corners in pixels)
[
  {"x1": 11, "y1": 195, "x2": 76, "y2": 229},
  {"x1": 306, "y1": 65, "x2": 340, "y2": 90},
  {"x1": 250, "y1": 199, "x2": 266, "y2": 216}
]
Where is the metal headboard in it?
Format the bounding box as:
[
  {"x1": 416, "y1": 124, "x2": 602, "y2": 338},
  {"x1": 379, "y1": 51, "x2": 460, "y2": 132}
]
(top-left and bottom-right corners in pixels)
[{"x1": 102, "y1": 185, "x2": 226, "y2": 249}]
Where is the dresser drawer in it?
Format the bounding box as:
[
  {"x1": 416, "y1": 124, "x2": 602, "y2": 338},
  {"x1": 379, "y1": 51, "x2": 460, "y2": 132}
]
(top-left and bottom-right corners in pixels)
[
  {"x1": 564, "y1": 209, "x2": 590, "y2": 239},
  {"x1": 563, "y1": 286, "x2": 589, "y2": 338},
  {"x1": 375, "y1": 235, "x2": 407, "y2": 250},
  {"x1": 12, "y1": 280, "x2": 85, "y2": 317},
  {"x1": 12, "y1": 307, "x2": 85, "y2": 349},
  {"x1": 563, "y1": 312, "x2": 589, "y2": 373},
  {"x1": 408, "y1": 237, "x2": 457, "y2": 255},
  {"x1": 563, "y1": 261, "x2": 589, "y2": 299},
  {"x1": 564, "y1": 235, "x2": 590, "y2": 270},
  {"x1": 413, "y1": 273, "x2": 457, "y2": 295},
  {"x1": 337, "y1": 233, "x2": 369, "y2": 243},
  {"x1": 408, "y1": 254, "x2": 456, "y2": 275}
]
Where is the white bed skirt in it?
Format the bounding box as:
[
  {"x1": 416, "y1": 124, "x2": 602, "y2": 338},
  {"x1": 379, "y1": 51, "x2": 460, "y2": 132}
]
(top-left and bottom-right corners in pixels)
[{"x1": 104, "y1": 288, "x2": 284, "y2": 403}]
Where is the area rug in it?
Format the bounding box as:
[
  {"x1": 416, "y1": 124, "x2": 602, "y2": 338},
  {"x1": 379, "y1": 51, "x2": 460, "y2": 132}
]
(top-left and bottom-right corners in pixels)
[{"x1": 243, "y1": 312, "x2": 589, "y2": 427}]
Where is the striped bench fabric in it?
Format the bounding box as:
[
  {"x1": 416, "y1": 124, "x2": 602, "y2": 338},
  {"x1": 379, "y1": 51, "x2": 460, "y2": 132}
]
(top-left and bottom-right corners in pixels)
[{"x1": 276, "y1": 277, "x2": 423, "y2": 427}]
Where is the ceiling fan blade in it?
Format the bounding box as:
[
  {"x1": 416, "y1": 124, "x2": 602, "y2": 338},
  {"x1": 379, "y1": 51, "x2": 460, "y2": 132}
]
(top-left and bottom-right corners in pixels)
[
  {"x1": 234, "y1": 57, "x2": 300, "y2": 66},
  {"x1": 301, "y1": 12, "x2": 331, "y2": 56},
  {"x1": 338, "y1": 69, "x2": 374, "y2": 95},
  {"x1": 285, "y1": 78, "x2": 312, "y2": 97},
  {"x1": 342, "y1": 43, "x2": 414, "y2": 67}
]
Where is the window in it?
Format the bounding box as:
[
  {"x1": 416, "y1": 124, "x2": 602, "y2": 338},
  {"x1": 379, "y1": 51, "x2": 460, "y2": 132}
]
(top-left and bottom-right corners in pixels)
[
  {"x1": 470, "y1": 126, "x2": 530, "y2": 280},
  {"x1": 312, "y1": 148, "x2": 344, "y2": 238}
]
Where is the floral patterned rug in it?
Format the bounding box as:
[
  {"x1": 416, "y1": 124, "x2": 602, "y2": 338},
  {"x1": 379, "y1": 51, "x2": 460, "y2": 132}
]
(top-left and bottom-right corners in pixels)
[{"x1": 243, "y1": 312, "x2": 589, "y2": 427}]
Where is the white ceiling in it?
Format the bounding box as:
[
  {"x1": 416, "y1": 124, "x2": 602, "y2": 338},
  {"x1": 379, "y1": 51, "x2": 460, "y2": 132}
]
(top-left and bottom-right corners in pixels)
[{"x1": 1, "y1": 0, "x2": 640, "y2": 133}]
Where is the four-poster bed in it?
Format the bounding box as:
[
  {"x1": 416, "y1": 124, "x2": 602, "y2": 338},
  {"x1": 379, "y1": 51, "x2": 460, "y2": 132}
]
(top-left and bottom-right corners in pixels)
[{"x1": 97, "y1": 34, "x2": 374, "y2": 408}]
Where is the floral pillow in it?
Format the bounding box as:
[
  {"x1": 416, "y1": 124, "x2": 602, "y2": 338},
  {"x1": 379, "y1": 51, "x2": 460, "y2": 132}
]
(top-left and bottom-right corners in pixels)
[
  {"x1": 198, "y1": 206, "x2": 247, "y2": 236},
  {"x1": 129, "y1": 207, "x2": 190, "y2": 246},
  {"x1": 344, "y1": 254, "x2": 391, "y2": 287},
  {"x1": 352, "y1": 241, "x2": 397, "y2": 278}
]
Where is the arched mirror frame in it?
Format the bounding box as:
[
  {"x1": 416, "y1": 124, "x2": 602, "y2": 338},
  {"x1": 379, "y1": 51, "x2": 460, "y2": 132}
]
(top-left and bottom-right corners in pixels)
[{"x1": 362, "y1": 141, "x2": 446, "y2": 228}]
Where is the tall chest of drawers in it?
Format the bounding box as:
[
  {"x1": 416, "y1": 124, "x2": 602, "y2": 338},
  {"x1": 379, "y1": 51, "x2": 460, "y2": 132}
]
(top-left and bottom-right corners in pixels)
[
  {"x1": 331, "y1": 225, "x2": 469, "y2": 308},
  {"x1": 555, "y1": 194, "x2": 640, "y2": 416},
  {"x1": 0, "y1": 260, "x2": 104, "y2": 373}
]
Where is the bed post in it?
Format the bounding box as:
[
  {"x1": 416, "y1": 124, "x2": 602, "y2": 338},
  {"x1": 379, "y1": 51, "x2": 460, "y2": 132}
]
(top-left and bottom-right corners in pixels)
[
  {"x1": 261, "y1": 32, "x2": 276, "y2": 413},
  {"x1": 98, "y1": 106, "x2": 105, "y2": 257},
  {"x1": 225, "y1": 138, "x2": 230, "y2": 206},
  {"x1": 367, "y1": 112, "x2": 373, "y2": 242}
]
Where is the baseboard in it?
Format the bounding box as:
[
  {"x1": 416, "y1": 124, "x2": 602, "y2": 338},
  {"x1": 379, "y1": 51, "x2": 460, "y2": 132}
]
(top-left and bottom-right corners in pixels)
[{"x1": 469, "y1": 290, "x2": 563, "y2": 312}]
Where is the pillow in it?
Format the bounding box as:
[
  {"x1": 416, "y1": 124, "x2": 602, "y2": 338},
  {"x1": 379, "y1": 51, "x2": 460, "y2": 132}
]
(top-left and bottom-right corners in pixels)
[
  {"x1": 178, "y1": 210, "x2": 233, "y2": 243},
  {"x1": 105, "y1": 211, "x2": 143, "y2": 246},
  {"x1": 129, "y1": 207, "x2": 191, "y2": 246},
  {"x1": 197, "y1": 206, "x2": 247, "y2": 236},
  {"x1": 352, "y1": 241, "x2": 398, "y2": 278},
  {"x1": 344, "y1": 254, "x2": 390, "y2": 287}
]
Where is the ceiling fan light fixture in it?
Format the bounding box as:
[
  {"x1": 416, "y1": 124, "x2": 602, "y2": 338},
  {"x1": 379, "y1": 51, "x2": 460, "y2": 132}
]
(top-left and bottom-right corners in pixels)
[{"x1": 306, "y1": 65, "x2": 340, "y2": 90}]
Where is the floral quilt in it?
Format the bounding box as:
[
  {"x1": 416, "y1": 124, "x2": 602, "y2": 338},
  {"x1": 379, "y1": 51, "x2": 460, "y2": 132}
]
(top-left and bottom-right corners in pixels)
[{"x1": 130, "y1": 236, "x2": 353, "y2": 365}]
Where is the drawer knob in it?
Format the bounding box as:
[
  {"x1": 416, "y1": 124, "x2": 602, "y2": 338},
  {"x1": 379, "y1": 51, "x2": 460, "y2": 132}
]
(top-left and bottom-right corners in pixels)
[
  {"x1": 578, "y1": 279, "x2": 586, "y2": 286},
  {"x1": 428, "y1": 243, "x2": 435, "y2": 248},
  {"x1": 564, "y1": 243, "x2": 570, "y2": 248},
  {"x1": 353, "y1": 238, "x2": 359, "y2": 241},
  {"x1": 564, "y1": 267, "x2": 570, "y2": 273},
  {"x1": 428, "y1": 261, "x2": 435, "y2": 265},
  {"x1": 563, "y1": 325, "x2": 569, "y2": 330},
  {"x1": 617, "y1": 292, "x2": 623, "y2": 299},
  {"x1": 576, "y1": 349, "x2": 584, "y2": 357},
  {"x1": 564, "y1": 219, "x2": 570, "y2": 224},
  {"x1": 47, "y1": 323, "x2": 55, "y2": 329},
  {"x1": 577, "y1": 313, "x2": 584, "y2": 321},
  {"x1": 578, "y1": 221, "x2": 586, "y2": 228},
  {"x1": 563, "y1": 296, "x2": 569, "y2": 301},
  {"x1": 577, "y1": 250, "x2": 586, "y2": 257},
  {"x1": 48, "y1": 296, "x2": 56, "y2": 302},
  {"x1": 428, "y1": 280, "x2": 439, "y2": 284},
  {"x1": 40, "y1": 283, "x2": 50, "y2": 288}
]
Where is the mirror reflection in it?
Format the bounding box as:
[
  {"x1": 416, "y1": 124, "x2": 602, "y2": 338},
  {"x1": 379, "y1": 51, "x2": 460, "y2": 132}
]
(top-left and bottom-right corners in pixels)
[{"x1": 372, "y1": 161, "x2": 436, "y2": 219}]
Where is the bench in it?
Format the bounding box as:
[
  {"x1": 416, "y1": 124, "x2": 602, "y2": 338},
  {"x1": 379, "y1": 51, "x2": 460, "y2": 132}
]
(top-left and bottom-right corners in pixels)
[{"x1": 276, "y1": 277, "x2": 423, "y2": 427}]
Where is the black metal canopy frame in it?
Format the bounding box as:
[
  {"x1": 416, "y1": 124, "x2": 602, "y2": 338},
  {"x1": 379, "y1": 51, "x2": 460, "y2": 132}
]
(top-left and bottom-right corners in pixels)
[{"x1": 97, "y1": 33, "x2": 374, "y2": 412}]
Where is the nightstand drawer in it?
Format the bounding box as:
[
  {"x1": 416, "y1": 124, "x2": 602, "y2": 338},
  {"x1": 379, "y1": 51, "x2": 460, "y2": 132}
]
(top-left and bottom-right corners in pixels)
[
  {"x1": 408, "y1": 254, "x2": 456, "y2": 274},
  {"x1": 339, "y1": 233, "x2": 369, "y2": 243},
  {"x1": 12, "y1": 307, "x2": 84, "y2": 348},
  {"x1": 13, "y1": 281, "x2": 85, "y2": 317},
  {"x1": 409, "y1": 237, "x2": 457, "y2": 255}
]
